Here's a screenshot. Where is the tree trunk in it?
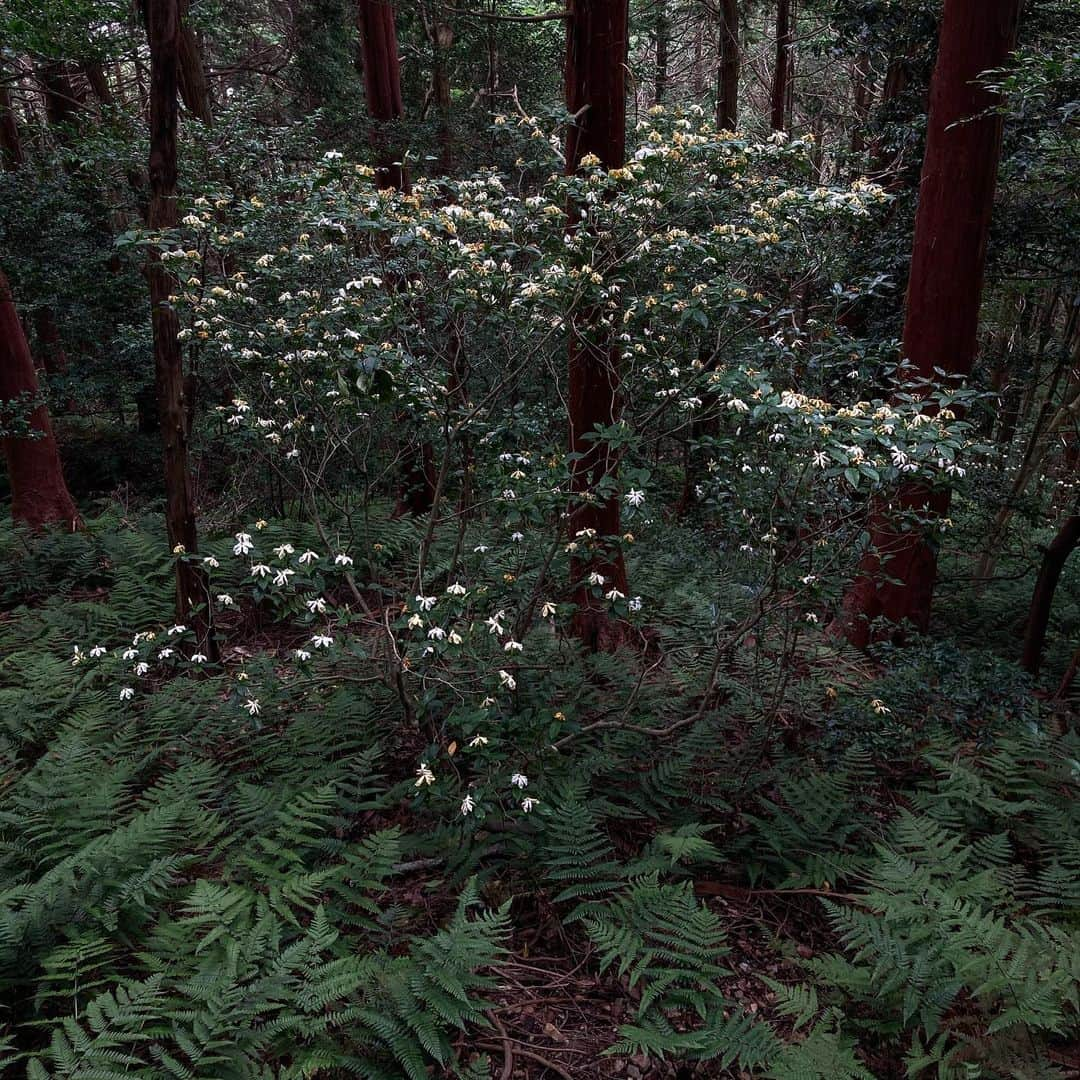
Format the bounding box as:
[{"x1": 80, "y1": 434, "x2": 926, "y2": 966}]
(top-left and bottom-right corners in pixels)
[
  {"x1": 177, "y1": 0, "x2": 213, "y2": 124},
  {"x1": 39, "y1": 60, "x2": 81, "y2": 134},
  {"x1": 565, "y1": 0, "x2": 629, "y2": 651},
  {"x1": 82, "y1": 61, "x2": 114, "y2": 107},
  {"x1": 654, "y1": 1, "x2": 669, "y2": 105},
  {"x1": 770, "y1": 0, "x2": 792, "y2": 131},
  {"x1": 356, "y1": 0, "x2": 408, "y2": 191},
  {"x1": 0, "y1": 79, "x2": 25, "y2": 170},
  {"x1": 851, "y1": 51, "x2": 870, "y2": 153},
  {"x1": 143, "y1": 0, "x2": 215, "y2": 648},
  {"x1": 715, "y1": 0, "x2": 739, "y2": 131},
  {"x1": 838, "y1": 0, "x2": 1021, "y2": 648},
  {"x1": 431, "y1": 19, "x2": 454, "y2": 174},
  {"x1": 0, "y1": 269, "x2": 80, "y2": 531},
  {"x1": 1021, "y1": 515, "x2": 1080, "y2": 677}
]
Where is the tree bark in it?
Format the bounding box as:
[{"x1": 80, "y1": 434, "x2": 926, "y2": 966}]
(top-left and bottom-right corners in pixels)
[
  {"x1": 715, "y1": 0, "x2": 739, "y2": 131},
  {"x1": 177, "y1": 0, "x2": 213, "y2": 124},
  {"x1": 565, "y1": 0, "x2": 629, "y2": 651},
  {"x1": 1021, "y1": 515, "x2": 1080, "y2": 677},
  {"x1": 770, "y1": 0, "x2": 792, "y2": 131},
  {"x1": 838, "y1": 0, "x2": 1021, "y2": 648},
  {"x1": 82, "y1": 60, "x2": 114, "y2": 107},
  {"x1": 431, "y1": 19, "x2": 454, "y2": 174},
  {"x1": 39, "y1": 60, "x2": 82, "y2": 134},
  {"x1": 356, "y1": 0, "x2": 408, "y2": 191},
  {"x1": 143, "y1": 0, "x2": 214, "y2": 647},
  {"x1": 0, "y1": 269, "x2": 80, "y2": 531},
  {"x1": 0, "y1": 79, "x2": 25, "y2": 170},
  {"x1": 654, "y1": 1, "x2": 669, "y2": 106}
]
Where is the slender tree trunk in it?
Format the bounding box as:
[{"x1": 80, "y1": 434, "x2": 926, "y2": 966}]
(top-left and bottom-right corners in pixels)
[
  {"x1": 565, "y1": 0, "x2": 629, "y2": 651},
  {"x1": 431, "y1": 18, "x2": 454, "y2": 173},
  {"x1": 0, "y1": 269, "x2": 80, "y2": 531},
  {"x1": 143, "y1": 0, "x2": 215, "y2": 649},
  {"x1": 82, "y1": 60, "x2": 114, "y2": 107},
  {"x1": 851, "y1": 51, "x2": 870, "y2": 153},
  {"x1": 654, "y1": 1, "x2": 669, "y2": 105},
  {"x1": 356, "y1": 0, "x2": 408, "y2": 191},
  {"x1": 715, "y1": 0, "x2": 739, "y2": 131},
  {"x1": 838, "y1": 0, "x2": 1021, "y2": 648},
  {"x1": 1021, "y1": 515, "x2": 1080, "y2": 677},
  {"x1": 39, "y1": 60, "x2": 81, "y2": 134},
  {"x1": 770, "y1": 0, "x2": 792, "y2": 131},
  {"x1": 0, "y1": 80, "x2": 26, "y2": 170}
]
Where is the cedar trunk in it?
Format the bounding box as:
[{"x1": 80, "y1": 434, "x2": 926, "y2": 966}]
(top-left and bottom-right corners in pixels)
[
  {"x1": 716, "y1": 0, "x2": 739, "y2": 131},
  {"x1": 838, "y1": 0, "x2": 1020, "y2": 648},
  {"x1": 144, "y1": 0, "x2": 214, "y2": 644},
  {"x1": 177, "y1": 12, "x2": 214, "y2": 125},
  {"x1": 565, "y1": 0, "x2": 629, "y2": 651},
  {"x1": 0, "y1": 269, "x2": 80, "y2": 531},
  {"x1": 770, "y1": 0, "x2": 792, "y2": 131},
  {"x1": 1021, "y1": 515, "x2": 1080, "y2": 678},
  {"x1": 356, "y1": 0, "x2": 408, "y2": 191},
  {"x1": 0, "y1": 80, "x2": 25, "y2": 170}
]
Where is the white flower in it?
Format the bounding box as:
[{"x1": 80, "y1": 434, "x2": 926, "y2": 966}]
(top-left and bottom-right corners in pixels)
[
  {"x1": 203, "y1": 555, "x2": 220, "y2": 568},
  {"x1": 167, "y1": 624, "x2": 186, "y2": 636},
  {"x1": 415, "y1": 594, "x2": 437, "y2": 612},
  {"x1": 217, "y1": 593, "x2": 235, "y2": 606},
  {"x1": 334, "y1": 553, "x2": 354, "y2": 566},
  {"x1": 134, "y1": 662, "x2": 149, "y2": 676},
  {"x1": 306, "y1": 598, "x2": 327, "y2": 614},
  {"x1": 233, "y1": 532, "x2": 254, "y2": 555},
  {"x1": 804, "y1": 612, "x2": 819, "y2": 624},
  {"x1": 415, "y1": 762, "x2": 436, "y2": 787},
  {"x1": 870, "y1": 698, "x2": 891, "y2": 715},
  {"x1": 251, "y1": 563, "x2": 271, "y2": 579},
  {"x1": 510, "y1": 531, "x2": 525, "y2": 542},
  {"x1": 502, "y1": 489, "x2": 516, "y2": 500},
  {"x1": 460, "y1": 794, "x2": 476, "y2": 815},
  {"x1": 298, "y1": 550, "x2": 319, "y2": 565},
  {"x1": 625, "y1": 489, "x2": 645, "y2": 508},
  {"x1": 158, "y1": 647, "x2": 174, "y2": 660},
  {"x1": 486, "y1": 612, "x2": 506, "y2": 636},
  {"x1": 540, "y1": 601, "x2": 557, "y2": 618},
  {"x1": 468, "y1": 735, "x2": 489, "y2": 747},
  {"x1": 407, "y1": 613, "x2": 424, "y2": 630},
  {"x1": 273, "y1": 568, "x2": 295, "y2": 587},
  {"x1": 587, "y1": 571, "x2": 605, "y2": 587},
  {"x1": 510, "y1": 772, "x2": 529, "y2": 789},
  {"x1": 473, "y1": 544, "x2": 489, "y2": 554},
  {"x1": 89, "y1": 645, "x2": 106, "y2": 658},
  {"x1": 119, "y1": 687, "x2": 135, "y2": 701},
  {"x1": 521, "y1": 797, "x2": 539, "y2": 812},
  {"x1": 448, "y1": 630, "x2": 463, "y2": 645},
  {"x1": 446, "y1": 582, "x2": 467, "y2": 596},
  {"x1": 428, "y1": 627, "x2": 447, "y2": 640},
  {"x1": 311, "y1": 634, "x2": 334, "y2": 649},
  {"x1": 498, "y1": 669, "x2": 517, "y2": 690},
  {"x1": 243, "y1": 698, "x2": 261, "y2": 715},
  {"x1": 295, "y1": 648, "x2": 312, "y2": 661},
  {"x1": 122, "y1": 647, "x2": 138, "y2": 660},
  {"x1": 504, "y1": 639, "x2": 524, "y2": 653},
  {"x1": 728, "y1": 398, "x2": 749, "y2": 413},
  {"x1": 191, "y1": 652, "x2": 208, "y2": 664},
  {"x1": 628, "y1": 596, "x2": 643, "y2": 613},
  {"x1": 605, "y1": 588, "x2": 625, "y2": 602},
  {"x1": 274, "y1": 543, "x2": 295, "y2": 559}
]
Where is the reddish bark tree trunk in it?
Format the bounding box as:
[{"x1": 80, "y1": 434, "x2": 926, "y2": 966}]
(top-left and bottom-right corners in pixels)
[
  {"x1": 39, "y1": 60, "x2": 82, "y2": 133},
  {"x1": 356, "y1": 0, "x2": 408, "y2": 191},
  {"x1": 716, "y1": 0, "x2": 739, "y2": 131},
  {"x1": 1021, "y1": 515, "x2": 1080, "y2": 677},
  {"x1": 0, "y1": 80, "x2": 25, "y2": 170},
  {"x1": 0, "y1": 269, "x2": 80, "y2": 531},
  {"x1": 565, "y1": 0, "x2": 629, "y2": 651},
  {"x1": 654, "y1": 1, "x2": 669, "y2": 105},
  {"x1": 838, "y1": 0, "x2": 1020, "y2": 648},
  {"x1": 177, "y1": 0, "x2": 213, "y2": 124},
  {"x1": 144, "y1": 0, "x2": 215, "y2": 648},
  {"x1": 770, "y1": 0, "x2": 792, "y2": 131}
]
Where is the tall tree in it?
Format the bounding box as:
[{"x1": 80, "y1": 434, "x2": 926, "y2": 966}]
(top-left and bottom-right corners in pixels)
[
  {"x1": 0, "y1": 79, "x2": 25, "y2": 170},
  {"x1": 565, "y1": 0, "x2": 629, "y2": 650},
  {"x1": 0, "y1": 269, "x2": 80, "y2": 531},
  {"x1": 770, "y1": 0, "x2": 793, "y2": 130},
  {"x1": 654, "y1": 0, "x2": 669, "y2": 105},
  {"x1": 1021, "y1": 514, "x2": 1080, "y2": 678},
  {"x1": 143, "y1": 0, "x2": 214, "y2": 646},
  {"x1": 178, "y1": 0, "x2": 214, "y2": 125},
  {"x1": 715, "y1": 0, "x2": 739, "y2": 131},
  {"x1": 839, "y1": 0, "x2": 1021, "y2": 648},
  {"x1": 356, "y1": 0, "x2": 408, "y2": 190}
]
